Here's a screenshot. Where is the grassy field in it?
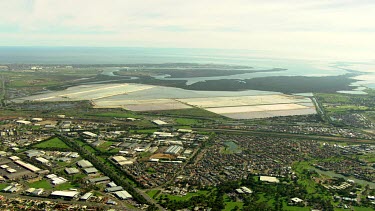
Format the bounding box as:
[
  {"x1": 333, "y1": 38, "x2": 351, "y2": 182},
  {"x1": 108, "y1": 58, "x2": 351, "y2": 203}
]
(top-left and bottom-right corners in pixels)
[
  {"x1": 359, "y1": 154, "x2": 375, "y2": 162},
  {"x1": 55, "y1": 182, "x2": 79, "y2": 190},
  {"x1": 96, "y1": 141, "x2": 114, "y2": 152},
  {"x1": 222, "y1": 141, "x2": 242, "y2": 154},
  {"x1": 315, "y1": 93, "x2": 352, "y2": 104},
  {"x1": 158, "y1": 190, "x2": 209, "y2": 202},
  {"x1": 71, "y1": 173, "x2": 86, "y2": 181},
  {"x1": 283, "y1": 203, "x2": 310, "y2": 211},
  {"x1": 28, "y1": 179, "x2": 52, "y2": 189},
  {"x1": 293, "y1": 162, "x2": 318, "y2": 194},
  {"x1": 146, "y1": 189, "x2": 161, "y2": 198},
  {"x1": 223, "y1": 194, "x2": 244, "y2": 211},
  {"x1": 33, "y1": 137, "x2": 71, "y2": 149},
  {"x1": 87, "y1": 111, "x2": 139, "y2": 119},
  {"x1": 83, "y1": 144, "x2": 97, "y2": 153},
  {"x1": 148, "y1": 108, "x2": 223, "y2": 119},
  {"x1": 315, "y1": 92, "x2": 375, "y2": 114},
  {"x1": 175, "y1": 118, "x2": 200, "y2": 125},
  {"x1": 0, "y1": 183, "x2": 10, "y2": 190},
  {"x1": 334, "y1": 207, "x2": 375, "y2": 211}
]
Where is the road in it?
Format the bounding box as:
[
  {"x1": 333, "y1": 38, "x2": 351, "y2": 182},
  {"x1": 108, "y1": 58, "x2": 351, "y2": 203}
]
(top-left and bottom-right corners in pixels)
[
  {"x1": 0, "y1": 192, "x2": 140, "y2": 211},
  {"x1": 193, "y1": 128, "x2": 374, "y2": 144},
  {"x1": 0, "y1": 75, "x2": 6, "y2": 106},
  {"x1": 59, "y1": 134, "x2": 165, "y2": 210}
]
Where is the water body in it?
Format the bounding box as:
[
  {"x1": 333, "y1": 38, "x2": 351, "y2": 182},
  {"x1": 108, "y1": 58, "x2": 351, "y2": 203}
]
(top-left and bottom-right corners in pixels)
[
  {"x1": 0, "y1": 46, "x2": 374, "y2": 88},
  {"x1": 311, "y1": 167, "x2": 375, "y2": 189}
]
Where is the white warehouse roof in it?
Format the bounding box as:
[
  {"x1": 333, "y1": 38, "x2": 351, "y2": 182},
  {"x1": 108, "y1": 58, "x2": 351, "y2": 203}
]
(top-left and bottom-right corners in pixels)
[{"x1": 51, "y1": 190, "x2": 79, "y2": 198}]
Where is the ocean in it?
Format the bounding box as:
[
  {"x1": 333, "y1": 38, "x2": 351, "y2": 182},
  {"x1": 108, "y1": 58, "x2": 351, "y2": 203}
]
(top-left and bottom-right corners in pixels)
[{"x1": 0, "y1": 46, "x2": 374, "y2": 89}]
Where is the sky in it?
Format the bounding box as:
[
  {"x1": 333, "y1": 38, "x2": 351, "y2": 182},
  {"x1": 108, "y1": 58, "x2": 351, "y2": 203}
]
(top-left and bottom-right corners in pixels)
[{"x1": 0, "y1": 0, "x2": 375, "y2": 62}]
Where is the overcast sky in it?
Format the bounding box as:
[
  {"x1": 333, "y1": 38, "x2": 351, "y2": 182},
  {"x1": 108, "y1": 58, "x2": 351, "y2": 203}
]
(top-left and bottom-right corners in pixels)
[{"x1": 0, "y1": 0, "x2": 374, "y2": 61}]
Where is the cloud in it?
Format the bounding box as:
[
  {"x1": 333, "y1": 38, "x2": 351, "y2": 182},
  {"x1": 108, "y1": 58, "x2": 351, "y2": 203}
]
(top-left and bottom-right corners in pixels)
[{"x1": 0, "y1": 0, "x2": 374, "y2": 61}]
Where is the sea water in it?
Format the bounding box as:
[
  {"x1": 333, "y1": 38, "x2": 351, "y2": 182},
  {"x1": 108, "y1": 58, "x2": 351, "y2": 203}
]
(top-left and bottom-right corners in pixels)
[{"x1": 0, "y1": 46, "x2": 373, "y2": 88}]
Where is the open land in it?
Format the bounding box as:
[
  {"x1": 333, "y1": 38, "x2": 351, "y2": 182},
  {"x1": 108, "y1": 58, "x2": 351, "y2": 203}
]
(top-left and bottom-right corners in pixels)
[
  {"x1": 0, "y1": 63, "x2": 374, "y2": 211},
  {"x1": 15, "y1": 83, "x2": 317, "y2": 119}
]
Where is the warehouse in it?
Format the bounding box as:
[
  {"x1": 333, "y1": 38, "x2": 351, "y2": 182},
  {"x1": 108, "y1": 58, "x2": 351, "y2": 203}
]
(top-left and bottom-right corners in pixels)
[
  {"x1": 114, "y1": 190, "x2": 132, "y2": 200},
  {"x1": 107, "y1": 182, "x2": 117, "y2": 187},
  {"x1": 177, "y1": 129, "x2": 193, "y2": 133},
  {"x1": 26, "y1": 150, "x2": 44, "y2": 158},
  {"x1": 4, "y1": 170, "x2": 36, "y2": 180},
  {"x1": 0, "y1": 164, "x2": 9, "y2": 169},
  {"x1": 105, "y1": 186, "x2": 123, "y2": 192},
  {"x1": 14, "y1": 160, "x2": 41, "y2": 172},
  {"x1": 77, "y1": 160, "x2": 93, "y2": 168},
  {"x1": 88, "y1": 176, "x2": 110, "y2": 184},
  {"x1": 65, "y1": 167, "x2": 80, "y2": 175},
  {"x1": 260, "y1": 176, "x2": 279, "y2": 183},
  {"x1": 9, "y1": 156, "x2": 20, "y2": 161},
  {"x1": 82, "y1": 131, "x2": 97, "y2": 138},
  {"x1": 80, "y1": 192, "x2": 93, "y2": 201},
  {"x1": 152, "y1": 120, "x2": 168, "y2": 126},
  {"x1": 16, "y1": 120, "x2": 31, "y2": 125},
  {"x1": 240, "y1": 186, "x2": 252, "y2": 194},
  {"x1": 153, "y1": 131, "x2": 174, "y2": 138},
  {"x1": 26, "y1": 188, "x2": 44, "y2": 196},
  {"x1": 83, "y1": 167, "x2": 99, "y2": 174},
  {"x1": 50, "y1": 190, "x2": 80, "y2": 200},
  {"x1": 51, "y1": 177, "x2": 68, "y2": 185},
  {"x1": 35, "y1": 157, "x2": 49, "y2": 164},
  {"x1": 112, "y1": 156, "x2": 127, "y2": 163},
  {"x1": 118, "y1": 160, "x2": 134, "y2": 165},
  {"x1": 165, "y1": 145, "x2": 183, "y2": 155}
]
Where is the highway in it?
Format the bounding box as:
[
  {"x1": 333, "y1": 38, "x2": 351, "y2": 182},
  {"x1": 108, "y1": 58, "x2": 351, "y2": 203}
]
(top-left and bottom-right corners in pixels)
[{"x1": 193, "y1": 128, "x2": 374, "y2": 144}]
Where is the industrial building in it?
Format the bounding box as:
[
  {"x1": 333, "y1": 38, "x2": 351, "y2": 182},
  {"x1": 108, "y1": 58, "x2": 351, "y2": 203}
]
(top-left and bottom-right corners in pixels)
[
  {"x1": 26, "y1": 188, "x2": 44, "y2": 196},
  {"x1": 83, "y1": 167, "x2": 99, "y2": 174},
  {"x1": 2, "y1": 184, "x2": 21, "y2": 193},
  {"x1": 152, "y1": 120, "x2": 168, "y2": 126},
  {"x1": 35, "y1": 157, "x2": 49, "y2": 164},
  {"x1": 259, "y1": 176, "x2": 280, "y2": 183},
  {"x1": 88, "y1": 176, "x2": 110, "y2": 184},
  {"x1": 80, "y1": 192, "x2": 93, "y2": 201},
  {"x1": 50, "y1": 190, "x2": 80, "y2": 199},
  {"x1": 113, "y1": 190, "x2": 132, "y2": 200},
  {"x1": 14, "y1": 160, "x2": 41, "y2": 173},
  {"x1": 77, "y1": 160, "x2": 93, "y2": 168},
  {"x1": 165, "y1": 145, "x2": 183, "y2": 155},
  {"x1": 65, "y1": 167, "x2": 80, "y2": 175},
  {"x1": 16, "y1": 120, "x2": 31, "y2": 125},
  {"x1": 112, "y1": 156, "x2": 127, "y2": 163},
  {"x1": 153, "y1": 131, "x2": 174, "y2": 138},
  {"x1": 236, "y1": 186, "x2": 252, "y2": 194},
  {"x1": 82, "y1": 131, "x2": 98, "y2": 138},
  {"x1": 105, "y1": 186, "x2": 123, "y2": 192}
]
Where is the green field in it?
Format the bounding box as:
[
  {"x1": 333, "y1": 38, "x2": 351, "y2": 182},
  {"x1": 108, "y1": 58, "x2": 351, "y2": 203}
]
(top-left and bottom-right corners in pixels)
[
  {"x1": 175, "y1": 118, "x2": 200, "y2": 125},
  {"x1": 293, "y1": 162, "x2": 318, "y2": 194},
  {"x1": 28, "y1": 179, "x2": 52, "y2": 189},
  {"x1": 87, "y1": 111, "x2": 139, "y2": 119},
  {"x1": 158, "y1": 190, "x2": 209, "y2": 202},
  {"x1": 55, "y1": 182, "x2": 79, "y2": 190},
  {"x1": 223, "y1": 195, "x2": 244, "y2": 211},
  {"x1": 146, "y1": 189, "x2": 161, "y2": 198},
  {"x1": 83, "y1": 144, "x2": 97, "y2": 153},
  {"x1": 148, "y1": 108, "x2": 223, "y2": 119},
  {"x1": 222, "y1": 141, "x2": 242, "y2": 154},
  {"x1": 335, "y1": 207, "x2": 375, "y2": 211},
  {"x1": 283, "y1": 204, "x2": 310, "y2": 211},
  {"x1": 96, "y1": 141, "x2": 114, "y2": 152},
  {"x1": 0, "y1": 183, "x2": 10, "y2": 190},
  {"x1": 33, "y1": 137, "x2": 71, "y2": 149}
]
